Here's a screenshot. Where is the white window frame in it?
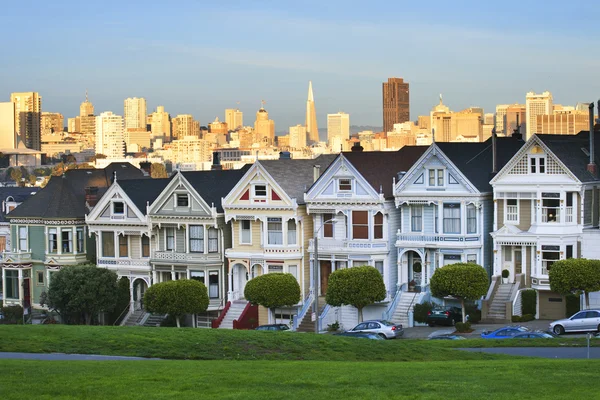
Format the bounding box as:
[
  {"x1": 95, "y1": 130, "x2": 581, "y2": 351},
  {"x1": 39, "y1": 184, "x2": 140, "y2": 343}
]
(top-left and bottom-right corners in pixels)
[
  {"x1": 505, "y1": 199, "x2": 519, "y2": 224},
  {"x1": 118, "y1": 234, "x2": 128, "y2": 258},
  {"x1": 287, "y1": 219, "x2": 297, "y2": 246},
  {"x1": 208, "y1": 228, "x2": 218, "y2": 253},
  {"x1": 165, "y1": 227, "x2": 175, "y2": 251},
  {"x1": 428, "y1": 169, "x2": 445, "y2": 187},
  {"x1": 443, "y1": 203, "x2": 461, "y2": 234},
  {"x1": 189, "y1": 225, "x2": 204, "y2": 253},
  {"x1": 411, "y1": 206, "x2": 423, "y2": 232},
  {"x1": 267, "y1": 218, "x2": 283, "y2": 245},
  {"x1": 466, "y1": 204, "x2": 477, "y2": 234},
  {"x1": 76, "y1": 227, "x2": 85, "y2": 253},
  {"x1": 529, "y1": 156, "x2": 546, "y2": 174},
  {"x1": 61, "y1": 228, "x2": 73, "y2": 254},
  {"x1": 240, "y1": 220, "x2": 252, "y2": 245},
  {"x1": 338, "y1": 178, "x2": 352, "y2": 192},
  {"x1": 175, "y1": 193, "x2": 190, "y2": 208},
  {"x1": 112, "y1": 201, "x2": 125, "y2": 215},
  {"x1": 18, "y1": 226, "x2": 27, "y2": 251},
  {"x1": 48, "y1": 227, "x2": 58, "y2": 254},
  {"x1": 253, "y1": 184, "x2": 267, "y2": 199}
]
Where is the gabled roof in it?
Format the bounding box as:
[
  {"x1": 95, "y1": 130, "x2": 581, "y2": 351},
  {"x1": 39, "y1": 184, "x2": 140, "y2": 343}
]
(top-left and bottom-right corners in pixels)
[
  {"x1": 437, "y1": 136, "x2": 524, "y2": 192},
  {"x1": 0, "y1": 187, "x2": 39, "y2": 223},
  {"x1": 118, "y1": 178, "x2": 171, "y2": 215},
  {"x1": 259, "y1": 155, "x2": 337, "y2": 204},
  {"x1": 343, "y1": 146, "x2": 429, "y2": 199},
  {"x1": 182, "y1": 165, "x2": 252, "y2": 212}
]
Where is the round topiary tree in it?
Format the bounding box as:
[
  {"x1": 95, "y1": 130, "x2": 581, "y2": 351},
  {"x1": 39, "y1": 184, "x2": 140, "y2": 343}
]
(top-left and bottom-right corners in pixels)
[
  {"x1": 325, "y1": 265, "x2": 386, "y2": 322},
  {"x1": 549, "y1": 258, "x2": 600, "y2": 309},
  {"x1": 144, "y1": 279, "x2": 209, "y2": 327},
  {"x1": 244, "y1": 273, "x2": 301, "y2": 323},
  {"x1": 430, "y1": 263, "x2": 489, "y2": 323}
]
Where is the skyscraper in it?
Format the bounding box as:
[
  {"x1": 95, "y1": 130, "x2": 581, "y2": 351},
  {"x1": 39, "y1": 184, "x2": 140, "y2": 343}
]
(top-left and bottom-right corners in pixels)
[
  {"x1": 172, "y1": 114, "x2": 196, "y2": 140},
  {"x1": 382, "y1": 77, "x2": 410, "y2": 134},
  {"x1": 305, "y1": 81, "x2": 319, "y2": 143},
  {"x1": 78, "y1": 91, "x2": 96, "y2": 136},
  {"x1": 96, "y1": 111, "x2": 125, "y2": 159},
  {"x1": 10, "y1": 91, "x2": 42, "y2": 150},
  {"x1": 0, "y1": 102, "x2": 16, "y2": 149},
  {"x1": 225, "y1": 108, "x2": 243, "y2": 131},
  {"x1": 151, "y1": 106, "x2": 171, "y2": 141},
  {"x1": 80, "y1": 91, "x2": 94, "y2": 117},
  {"x1": 124, "y1": 97, "x2": 147, "y2": 130},
  {"x1": 41, "y1": 112, "x2": 64, "y2": 135},
  {"x1": 254, "y1": 106, "x2": 275, "y2": 146},
  {"x1": 526, "y1": 91, "x2": 553, "y2": 140},
  {"x1": 495, "y1": 105, "x2": 509, "y2": 135},
  {"x1": 327, "y1": 112, "x2": 350, "y2": 150},
  {"x1": 289, "y1": 124, "x2": 307, "y2": 149}
]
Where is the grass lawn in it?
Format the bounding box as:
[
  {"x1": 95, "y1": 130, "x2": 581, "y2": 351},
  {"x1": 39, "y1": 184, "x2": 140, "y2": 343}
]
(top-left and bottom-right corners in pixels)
[{"x1": 1, "y1": 359, "x2": 599, "y2": 399}]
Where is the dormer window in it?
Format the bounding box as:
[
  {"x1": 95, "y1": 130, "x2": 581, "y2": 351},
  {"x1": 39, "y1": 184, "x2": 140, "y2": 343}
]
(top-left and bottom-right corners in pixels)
[
  {"x1": 176, "y1": 194, "x2": 189, "y2": 207},
  {"x1": 428, "y1": 169, "x2": 444, "y2": 186},
  {"x1": 530, "y1": 156, "x2": 546, "y2": 174},
  {"x1": 254, "y1": 185, "x2": 267, "y2": 198},
  {"x1": 339, "y1": 179, "x2": 352, "y2": 191},
  {"x1": 113, "y1": 202, "x2": 124, "y2": 214}
]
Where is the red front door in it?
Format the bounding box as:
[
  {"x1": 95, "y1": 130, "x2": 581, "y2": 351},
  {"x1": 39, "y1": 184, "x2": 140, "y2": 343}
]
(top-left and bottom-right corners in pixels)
[{"x1": 320, "y1": 261, "x2": 332, "y2": 295}]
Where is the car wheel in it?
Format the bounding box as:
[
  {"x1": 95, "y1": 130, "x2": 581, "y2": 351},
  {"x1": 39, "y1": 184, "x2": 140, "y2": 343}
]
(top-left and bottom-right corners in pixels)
[
  {"x1": 553, "y1": 325, "x2": 565, "y2": 335},
  {"x1": 378, "y1": 333, "x2": 387, "y2": 340}
]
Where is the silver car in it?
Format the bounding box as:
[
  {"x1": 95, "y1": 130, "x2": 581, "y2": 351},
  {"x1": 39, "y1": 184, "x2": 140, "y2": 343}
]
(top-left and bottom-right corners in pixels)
[
  {"x1": 549, "y1": 309, "x2": 600, "y2": 335},
  {"x1": 348, "y1": 319, "x2": 403, "y2": 339}
]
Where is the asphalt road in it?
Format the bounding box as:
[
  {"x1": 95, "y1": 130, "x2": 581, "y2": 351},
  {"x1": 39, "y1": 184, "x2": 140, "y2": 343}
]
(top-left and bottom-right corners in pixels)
[
  {"x1": 0, "y1": 352, "x2": 161, "y2": 361},
  {"x1": 461, "y1": 347, "x2": 600, "y2": 359}
]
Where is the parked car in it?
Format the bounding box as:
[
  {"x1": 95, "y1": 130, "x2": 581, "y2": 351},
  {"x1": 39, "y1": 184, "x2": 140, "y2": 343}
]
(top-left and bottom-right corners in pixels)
[
  {"x1": 481, "y1": 326, "x2": 530, "y2": 339},
  {"x1": 335, "y1": 331, "x2": 385, "y2": 340},
  {"x1": 348, "y1": 320, "x2": 403, "y2": 339},
  {"x1": 428, "y1": 334, "x2": 466, "y2": 340},
  {"x1": 426, "y1": 306, "x2": 462, "y2": 326},
  {"x1": 512, "y1": 331, "x2": 555, "y2": 339},
  {"x1": 549, "y1": 310, "x2": 600, "y2": 335},
  {"x1": 255, "y1": 324, "x2": 290, "y2": 331}
]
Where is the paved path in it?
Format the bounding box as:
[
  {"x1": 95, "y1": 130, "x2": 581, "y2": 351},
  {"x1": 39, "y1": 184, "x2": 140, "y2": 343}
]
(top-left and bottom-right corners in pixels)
[
  {"x1": 461, "y1": 347, "x2": 600, "y2": 359},
  {"x1": 0, "y1": 352, "x2": 161, "y2": 361}
]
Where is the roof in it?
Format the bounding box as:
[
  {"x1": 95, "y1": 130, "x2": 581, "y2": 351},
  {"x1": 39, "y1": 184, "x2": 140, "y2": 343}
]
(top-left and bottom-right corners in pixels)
[
  {"x1": 182, "y1": 165, "x2": 252, "y2": 212},
  {"x1": 118, "y1": 178, "x2": 171, "y2": 214},
  {"x1": 0, "y1": 187, "x2": 39, "y2": 223},
  {"x1": 343, "y1": 146, "x2": 429, "y2": 199},
  {"x1": 437, "y1": 136, "x2": 524, "y2": 192},
  {"x1": 260, "y1": 155, "x2": 337, "y2": 204}
]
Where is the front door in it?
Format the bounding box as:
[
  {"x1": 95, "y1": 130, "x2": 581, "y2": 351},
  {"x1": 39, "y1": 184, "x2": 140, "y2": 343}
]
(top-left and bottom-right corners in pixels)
[
  {"x1": 23, "y1": 278, "x2": 31, "y2": 309},
  {"x1": 320, "y1": 261, "x2": 332, "y2": 295},
  {"x1": 503, "y1": 246, "x2": 514, "y2": 283},
  {"x1": 234, "y1": 265, "x2": 248, "y2": 299},
  {"x1": 514, "y1": 248, "x2": 522, "y2": 276}
]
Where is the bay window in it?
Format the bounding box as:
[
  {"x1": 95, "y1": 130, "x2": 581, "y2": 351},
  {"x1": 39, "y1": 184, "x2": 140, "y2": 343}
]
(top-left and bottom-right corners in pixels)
[
  {"x1": 267, "y1": 218, "x2": 283, "y2": 245},
  {"x1": 76, "y1": 227, "x2": 84, "y2": 253},
  {"x1": 166, "y1": 228, "x2": 175, "y2": 251},
  {"x1": 5, "y1": 270, "x2": 19, "y2": 299},
  {"x1": 141, "y1": 235, "x2": 150, "y2": 257},
  {"x1": 189, "y1": 225, "x2": 204, "y2": 253},
  {"x1": 102, "y1": 232, "x2": 114, "y2": 257},
  {"x1": 443, "y1": 203, "x2": 461, "y2": 234},
  {"x1": 506, "y1": 199, "x2": 518, "y2": 223},
  {"x1": 287, "y1": 220, "x2": 297, "y2": 245},
  {"x1": 208, "y1": 271, "x2": 219, "y2": 298},
  {"x1": 208, "y1": 228, "x2": 218, "y2": 252},
  {"x1": 62, "y1": 229, "x2": 73, "y2": 253},
  {"x1": 352, "y1": 211, "x2": 369, "y2": 239},
  {"x1": 48, "y1": 228, "x2": 57, "y2": 253},
  {"x1": 118, "y1": 235, "x2": 128, "y2": 257},
  {"x1": 467, "y1": 204, "x2": 477, "y2": 234}
]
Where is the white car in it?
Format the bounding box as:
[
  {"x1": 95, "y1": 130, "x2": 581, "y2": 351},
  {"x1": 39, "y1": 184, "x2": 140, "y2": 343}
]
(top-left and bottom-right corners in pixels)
[{"x1": 549, "y1": 309, "x2": 600, "y2": 335}]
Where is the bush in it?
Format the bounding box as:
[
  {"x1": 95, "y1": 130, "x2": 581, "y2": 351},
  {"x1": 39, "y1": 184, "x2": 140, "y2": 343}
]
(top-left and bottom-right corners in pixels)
[
  {"x1": 327, "y1": 321, "x2": 340, "y2": 332},
  {"x1": 144, "y1": 279, "x2": 209, "y2": 328},
  {"x1": 512, "y1": 315, "x2": 521, "y2": 323},
  {"x1": 1, "y1": 305, "x2": 24, "y2": 324},
  {"x1": 549, "y1": 258, "x2": 600, "y2": 307},
  {"x1": 465, "y1": 303, "x2": 481, "y2": 324},
  {"x1": 502, "y1": 269, "x2": 509, "y2": 278},
  {"x1": 520, "y1": 314, "x2": 535, "y2": 322},
  {"x1": 455, "y1": 321, "x2": 471, "y2": 332},
  {"x1": 413, "y1": 302, "x2": 434, "y2": 323},
  {"x1": 566, "y1": 294, "x2": 580, "y2": 317},
  {"x1": 521, "y1": 289, "x2": 537, "y2": 316}
]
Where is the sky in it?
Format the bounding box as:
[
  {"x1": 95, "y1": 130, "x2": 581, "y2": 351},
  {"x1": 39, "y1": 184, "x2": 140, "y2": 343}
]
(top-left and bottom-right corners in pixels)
[{"x1": 1, "y1": 0, "x2": 599, "y2": 131}]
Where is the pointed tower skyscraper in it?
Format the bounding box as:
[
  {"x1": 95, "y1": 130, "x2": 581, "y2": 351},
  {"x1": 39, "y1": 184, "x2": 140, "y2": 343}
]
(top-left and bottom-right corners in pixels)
[{"x1": 305, "y1": 81, "x2": 319, "y2": 143}]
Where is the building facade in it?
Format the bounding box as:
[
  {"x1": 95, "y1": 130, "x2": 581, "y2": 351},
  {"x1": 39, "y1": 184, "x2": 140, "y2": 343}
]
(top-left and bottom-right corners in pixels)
[
  {"x1": 525, "y1": 91, "x2": 553, "y2": 140},
  {"x1": 124, "y1": 97, "x2": 147, "y2": 130},
  {"x1": 10, "y1": 92, "x2": 42, "y2": 150},
  {"x1": 96, "y1": 112, "x2": 125, "y2": 159},
  {"x1": 382, "y1": 77, "x2": 410, "y2": 134}
]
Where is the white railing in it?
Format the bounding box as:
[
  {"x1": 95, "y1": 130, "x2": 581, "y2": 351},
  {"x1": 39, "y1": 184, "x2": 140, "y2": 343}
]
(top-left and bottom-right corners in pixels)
[
  {"x1": 512, "y1": 289, "x2": 523, "y2": 317},
  {"x1": 565, "y1": 207, "x2": 573, "y2": 223},
  {"x1": 382, "y1": 284, "x2": 405, "y2": 321},
  {"x1": 396, "y1": 233, "x2": 480, "y2": 243},
  {"x1": 308, "y1": 239, "x2": 388, "y2": 252},
  {"x1": 318, "y1": 304, "x2": 332, "y2": 332},
  {"x1": 541, "y1": 208, "x2": 560, "y2": 223},
  {"x1": 292, "y1": 292, "x2": 314, "y2": 331}
]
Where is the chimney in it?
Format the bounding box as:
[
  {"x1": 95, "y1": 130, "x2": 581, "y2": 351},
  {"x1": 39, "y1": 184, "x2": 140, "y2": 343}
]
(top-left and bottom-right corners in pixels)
[
  {"x1": 492, "y1": 128, "x2": 497, "y2": 174},
  {"x1": 588, "y1": 102, "x2": 596, "y2": 175},
  {"x1": 313, "y1": 164, "x2": 321, "y2": 182},
  {"x1": 511, "y1": 114, "x2": 523, "y2": 140},
  {"x1": 211, "y1": 151, "x2": 222, "y2": 170},
  {"x1": 85, "y1": 186, "x2": 99, "y2": 207},
  {"x1": 139, "y1": 161, "x2": 151, "y2": 176},
  {"x1": 279, "y1": 151, "x2": 291, "y2": 159},
  {"x1": 351, "y1": 141, "x2": 364, "y2": 152}
]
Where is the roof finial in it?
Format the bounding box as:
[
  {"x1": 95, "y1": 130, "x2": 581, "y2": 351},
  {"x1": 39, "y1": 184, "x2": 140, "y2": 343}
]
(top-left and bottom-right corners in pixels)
[{"x1": 439, "y1": 93, "x2": 443, "y2": 105}]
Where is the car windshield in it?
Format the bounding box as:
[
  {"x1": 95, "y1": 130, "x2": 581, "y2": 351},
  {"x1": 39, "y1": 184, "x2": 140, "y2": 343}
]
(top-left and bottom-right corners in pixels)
[
  {"x1": 278, "y1": 325, "x2": 290, "y2": 330},
  {"x1": 379, "y1": 320, "x2": 395, "y2": 326}
]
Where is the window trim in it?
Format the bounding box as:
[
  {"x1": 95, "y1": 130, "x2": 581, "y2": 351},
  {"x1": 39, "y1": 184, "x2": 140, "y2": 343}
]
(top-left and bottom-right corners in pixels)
[
  {"x1": 505, "y1": 198, "x2": 519, "y2": 225},
  {"x1": 189, "y1": 225, "x2": 205, "y2": 253},
  {"x1": 118, "y1": 234, "x2": 128, "y2": 258},
  {"x1": 466, "y1": 204, "x2": 477, "y2": 234},
  {"x1": 48, "y1": 227, "x2": 58, "y2": 254},
  {"x1": 112, "y1": 201, "x2": 125, "y2": 215},
  {"x1": 253, "y1": 184, "x2": 267, "y2": 198},
  {"x1": 373, "y1": 212, "x2": 384, "y2": 239},
  {"x1": 76, "y1": 227, "x2": 85, "y2": 253},
  {"x1": 141, "y1": 235, "x2": 150, "y2": 258},
  {"x1": 36, "y1": 270, "x2": 45, "y2": 286},
  {"x1": 323, "y1": 214, "x2": 334, "y2": 238},
  {"x1": 529, "y1": 155, "x2": 546, "y2": 174},
  {"x1": 208, "y1": 227, "x2": 218, "y2": 253},
  {"x1": 338, "y1": 178, "x2": 352, "y2": 192},
  {"x1": 165, "y1": 228, "x2": 175, "y2": 251},
  {"x1": 18, "y1": 226, "x2": 28, "y2": 251},
  {"x1": 240, "y1": 220, "x2": 252, "y2": 245},
  {"x1": 176, "y1": 193, "x2": 190, "y2": 208},
  {"x1": 443, "y1": 203, "x2": 461, "y2": 234},
  {"x1": 287, "y1": 219, "x2": 297, "y2": 245},
  {"x1": 410, "y1": 206, "x2": 423, "y2": 232},
  {"x1": 428, "y1": 169, "x2": 445, "y2": 187},
  {"x1": 101, "y1": 231, "x2": 115, "y2": 258},
  {"x1": 61, "y1": 228, "x2": 73, "y2": 254},
  {"x1": 351, "y1": 210, "x2": 369, "y2": 240}
]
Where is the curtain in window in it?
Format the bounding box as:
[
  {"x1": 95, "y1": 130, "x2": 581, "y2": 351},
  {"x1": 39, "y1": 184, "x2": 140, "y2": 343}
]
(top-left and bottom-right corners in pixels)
[
  {"x1": 48, "y1": 228, "x2": 57, "y2": 253},
  {"x1": 208, "y1": 228, "x2": 218, "y2": 252},
  {"x1": 287, "y1": 220, "x2": 297, "y2": 245},
  {"x1": 208, "y1": 271, "x2": 219, "y2": 298},
  {"x1": 189, "y1": 225, "x2": 204, "y2": 253},
  {"x1": 19, "y1": 227, "x2": 27, "y2": 251},
  {"x1": 62, "y1": 230, "x2": 73, "y2": 253},
  {"x1": 443, "y1": 204, "x2": 460, "y2": 234},
  {"x1": 267, "y1": 218, "x2": 283, "y2": 245},
  {"x1": 141, "y1": 235, "x2": 150, "y2": 257},
  {"x1": 102, "y1": 232, "x2": 115, "y2": 257},
  {"x1": 166, "y1": 228, "x2": 175, "y2": 250},
  {"x1": 77, "y1": 228, "x2": 84, "y2": 253},
  {"x1": 411, "y1": 206, "x2": 422, "y2": 232},
  {"x1": 467, "y1": 205, "x2": 477, "y2": 234},
  {"x1": 241, "y1": 220, "x2": 251, "y2": 243},
  {"x1": 374, "y1": 213, "x2": 383, "y2": 239}
]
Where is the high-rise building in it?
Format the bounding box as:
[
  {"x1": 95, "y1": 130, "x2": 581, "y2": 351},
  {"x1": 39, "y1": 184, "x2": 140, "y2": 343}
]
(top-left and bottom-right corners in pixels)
[
  {"x1": 0, "y1": 102, "x2": 16, "y2": 149},
  {"x1": 76, "y1": 92, "x2": 96, "y2": 137},
  {"x1": 429, "y1": 98, "x2": 483, "y2": 142},
  {"x1": 125, "y1": 128, "x2": 151, "y2": 152},
  {"x1": 327, "y1": 112, "x2": 350, "y2": 150},
  {"x1": 254, "y1": 106, "x2": 275, "y2": 146},
  {"x1": 151, "y1": 106, "x2": 171, "y2": 141},
  {"x1": 172, "y1": 114, "x2": 196, "y2": 140},
  {"x1": 495, "y1": 104, "x2": 509, "y2": 135},
  {"x1": 289, "y1": 124, "x2": 307, "y2": 149},
  {"x1": 208, "y1": 117, "x2": 228, "y2": 134},
  {"x1": 10, "y1": 91, "x2": 42, "y2": 150},
  {"x1": 505, "y1": 104, "x2": 526, "y2": 136},
  {"x1": 95, "y1": 111, "x2": 125, "y2": 159},
  {"x1": 41, "y1": 112, "x2": 64, "y2": 135},
  {"x1": 526, "y1": 91, "x2": 553, "y2": 140},
  {"x1": 536, "y1": 109, "x2": 591, "y2": 135},
  {"x1": 68, "y1": 117, "x2": 80, "y2": 133},
  {"x1": 170, "y1": 136, "x2": 212, "y2": 165},
  {"x1": 124, "y1": 97, "x2": 147, "y2": 130},
  {"x1": 80, "y1": 92, "x2": 94, "y2": 117},
  {"x1": 305, "y1": 81, "x2": 319, "y2": 143},
  {"x1": 225, "y1": 108, "x2": 243, "y2": 131},
  {"x1": 382, "y1": 77, "x2": 410, "y2": 134}
]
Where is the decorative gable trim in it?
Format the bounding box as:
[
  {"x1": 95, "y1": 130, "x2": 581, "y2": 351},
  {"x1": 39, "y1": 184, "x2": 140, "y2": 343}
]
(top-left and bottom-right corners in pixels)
[
  {"x1": 85, "y1": 183, "x2": 146, "y2": 223},
  {"x1": 147, "y1": 171, "x2": 215, "y2": 217},
  {"x1": 414, "y1": 174, "x2": 424, "y2": 184}
]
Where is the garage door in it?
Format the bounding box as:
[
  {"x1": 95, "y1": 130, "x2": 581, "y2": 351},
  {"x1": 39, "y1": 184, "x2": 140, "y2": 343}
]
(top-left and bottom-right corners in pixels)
[{"x1": 538, "y1": 292, "x2": 565, "y2": 320}]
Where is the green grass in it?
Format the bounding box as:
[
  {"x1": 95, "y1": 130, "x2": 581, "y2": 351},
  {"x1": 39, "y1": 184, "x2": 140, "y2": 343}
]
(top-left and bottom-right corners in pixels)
[{"x1": 1, "y1": 359, "x2": 599, "y2": 399}]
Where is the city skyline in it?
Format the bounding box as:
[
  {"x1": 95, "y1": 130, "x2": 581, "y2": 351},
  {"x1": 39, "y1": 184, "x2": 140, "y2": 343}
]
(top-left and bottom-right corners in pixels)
[{"x1": 2, "y1": 1, "x2": 599, "y2": 129}]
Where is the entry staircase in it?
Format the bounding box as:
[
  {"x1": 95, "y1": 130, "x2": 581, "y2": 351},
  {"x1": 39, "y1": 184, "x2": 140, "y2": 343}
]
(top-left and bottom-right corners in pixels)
[
  {"x1": 296, "y1": 297, "x2": 326, "y2": 333},
  {"x1": 389, "y1": 292, "x2": 419, "y2": 328},
  {"x1": 486, "y1": 283, "x2": 513, "y2": 322},
  {"x1": 217, "y1": 300, "x2": 248, "y2": 329},
  {"x1": 121, "y1": 309, "x2": 145, "y2": 327},
  {"x1": 143, "y1": 313, "x2": 167, "y2": 327}
]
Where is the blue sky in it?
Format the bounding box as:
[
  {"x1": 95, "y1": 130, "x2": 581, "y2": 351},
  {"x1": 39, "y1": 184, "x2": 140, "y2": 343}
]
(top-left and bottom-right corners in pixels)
[{"x1": 1, "y1": 0, "x2": 599, "y2": 131}]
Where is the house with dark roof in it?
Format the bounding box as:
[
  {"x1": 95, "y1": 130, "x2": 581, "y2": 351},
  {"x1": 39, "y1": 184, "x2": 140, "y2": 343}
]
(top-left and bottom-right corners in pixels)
[
  {"x1": 488, "y1": 129, "x2": 600, "y2": 322},
  {"x1": 392, "y1": 136, "x2": 524, "y2": 326},
  {"x1": 221, "y1": 155, "x2": 336, "y2": 328},
  {"x1": 1, "y1": 163, "x2": 146, "y2": 309},
  {"x1": 303, "y1": 146, "x2": 428, "y2": 331}
]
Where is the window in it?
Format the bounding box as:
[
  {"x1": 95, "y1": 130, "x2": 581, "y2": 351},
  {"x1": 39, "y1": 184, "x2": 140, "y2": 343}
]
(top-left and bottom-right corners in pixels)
[
  {"x1": 444, "y1": 254, "x2": 461, "y2": 266},
  {"x1": 189, "y1": 225, "x2": 204, "y2": 253},
  {"x1": 437, "y1": 169, "x2": 444, "y2": 186},
  {"x1": 18, "y1": 226, "x2": 27, "y2": 251},
  {"x1": 102, "y1": 232, "x2": 114, "y2": 257},
  {"x1": 288, "y1": 265, "x2": 298, "y2": 280},
  {"x1": 542, "y1": 247, "x2": 560, "y2": 274},
  {"x1": 166, "y1": 228, "x2": 175, "y2": 250},
  {"x1": 506, "y1": 199, "x2": 518, "y2": 223},
  {"x1": 240, "y1": 220, "x2": 251, "y2": 244},
  {"x1": 374, "y1": 213, "x2": 383, "y2": 239},
  {"x1": 443, "y1": 203, "x2": 461, "y2": 234},
  {"x1": 530, "y1": 157, "x2": 546, "y2": 174},
  {"x1": 566, "y1": 245, "x2": 573, "y2": 259},
  {"x1": 176, "y1": 194, "x2": 189, "y2": 207},
  {"x1": 268, "y1": 264, "x2": 284, "y2": 273},
  {"x1": 323, "y1": 214, "x2": 334, "y2": 238},
  {"x1": 48, "y1": 228, "x2": 57, "y2": 253},
  {"x1": 542, "y1": 196, "x2": 560, "y2": 223},
  {"x1": 267, "y1": 218, "x2": 283, "y2": 245},
  {"x1": 76, "y1": 227, "x2": 84, "y2": 253},
  {"x1": 352, "y1": 211, "x2": 369, "y2": 239},
  {"x1": 208, "y1": 228, "x2": 218, "y2": 253},
  {"x1": 467, "y1": 204, "x2": 477, "y2": 234},
  {"x1": 113, "y1": 201, "x2": 124, "y2": 214},
  {"x1": 118, "y1": 235, "x2": 128, "y2": 257},
  {"x1": 5, "y1": 270, "x2": 18, "y2": 299},
  {"x1": 467, "y1": 254, "x2": 477, "y2": 264},
  {"x1": 62, "y1": 229, "x2": 73, "y2": 253},
  {"x1": 411, "y1": 206, "x2": 422, "y2": 232},
  {"x1": 434, "y1": 204, "x2": 439, "y2": 233},
  {"x1": 428, "y1": 169, "x2": 444, "y2": 186},
  {"x1": 428, "y1": 169, "x2": 435, "y2": 186},
  {"x1": 190, "y1": 271, "x2": 205, "y2": 284},
  {"x1": 141, "y1": 235, "x2": 150, "y2": 257},
  {"x1": 37, "y1": 271, "x2": 44, "y2": 285},
  {"x1": 254, "y1": 185, "x2": 267, "y2": 197},
  {"x1": 209, "y1": 271, "x2": 219, "y2": 298},
  {"x1": 287, "y1": 220, "x2": 297, "y2": 245},
  {"x1": 375, "y1": 261, "x2": 384, "y2": 276},
  {"x1": 339, "y1": 179, "x2": 352, "y2": 191}
]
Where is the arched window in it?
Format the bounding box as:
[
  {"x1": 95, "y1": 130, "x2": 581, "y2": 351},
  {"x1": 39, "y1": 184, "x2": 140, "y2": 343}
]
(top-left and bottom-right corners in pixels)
[{"x1": 374, "y1": 212, "x2": 384, "y2": 239}]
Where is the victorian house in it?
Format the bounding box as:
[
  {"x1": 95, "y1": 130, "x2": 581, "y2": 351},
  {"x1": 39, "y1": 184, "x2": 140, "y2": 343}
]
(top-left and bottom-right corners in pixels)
[
  {"x1": 304, "y1": 147, "x2": 427, "y2": 330},
  {"x1": 222, "y1": 155, "x2": 335, "y2": 327}
]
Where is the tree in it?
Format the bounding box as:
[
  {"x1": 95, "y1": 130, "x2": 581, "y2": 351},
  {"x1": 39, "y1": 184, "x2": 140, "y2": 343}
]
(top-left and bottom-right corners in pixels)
[
  {"x1": 151, "y1": 163, "x2": 168, "y2": 178},
  {"x1": 325, "y1": 266, "x2": 386, "y2": 322},
  {"x1": 549, "y1": 258, "x2": 600, "y2": 309},
  {"x1": 144, "y1": 279, "x2": 209, "y2": 327},
  {"x1": 109, "y1": 277, "x2": 131, "y2": 325},
  {"x1": 10, "y1": 168, "x2": 22, "y2": 186},
  {"x1": 244, "y1": 273, "x2": 301, "y2": 323},
  {"x1": 46, "y1": 265, "x2": 119, "y2": 325},
  {"x1": 430, "y1": 263, "x2": 489, "y2": 323}
]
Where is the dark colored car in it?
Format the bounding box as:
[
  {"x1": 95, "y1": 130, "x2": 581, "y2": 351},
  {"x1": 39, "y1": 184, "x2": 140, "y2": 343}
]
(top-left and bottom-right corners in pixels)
[
  {"x1": 428, "y1": 334, "x2": 467, "y2": 340},
  {"x1": 335, "y1": 331, "x2": 385, "y2": 340},
  {"x1": 255, "y1": 324, "x2": 290, "y2": 331},
  {"x1": 481, "y1": 326, "x2": 530, "y2": 339},
  {"x1": 426, "y1": 307, "x2": 462, "y2": 326}
]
